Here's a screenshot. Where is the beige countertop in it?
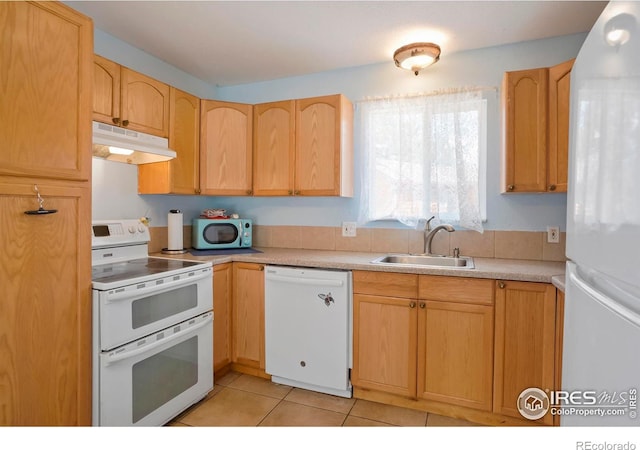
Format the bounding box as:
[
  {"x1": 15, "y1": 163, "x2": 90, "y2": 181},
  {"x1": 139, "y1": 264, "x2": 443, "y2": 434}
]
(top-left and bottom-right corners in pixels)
[
  {"x1": 551, "y1": 274, "x2": 566, "y2": 292},
  {"x1": 155, "y1": 247, "x2": 566, "y2": 283}
]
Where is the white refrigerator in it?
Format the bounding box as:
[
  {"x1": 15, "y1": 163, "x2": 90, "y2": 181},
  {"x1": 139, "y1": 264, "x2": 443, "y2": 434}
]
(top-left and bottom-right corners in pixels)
[{"x1": 562, "y1": 1, "x2": 640, "y2": 426}]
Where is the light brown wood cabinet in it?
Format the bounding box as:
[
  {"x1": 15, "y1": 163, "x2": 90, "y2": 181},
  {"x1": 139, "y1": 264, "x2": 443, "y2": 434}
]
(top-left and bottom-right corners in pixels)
[
  {"x1": 253, "y1": 100, "x2": 296, "y2": 195},
  {"x1": 138, "y1": 87, "x2": 200, "y2": 194},
  {"x1": 93, "y1": 55, "x2": 170, "y2": 137},
  {"x1": 554, "y1": 289, "x2": 565, "y2": 426},
  {"x1": 213, "y1": 263, "x2": 233, "y2": 373},
  {"x1": 501, "y1": 59, "x2": 574, "y2": 193},
  {"x1": 0, "y1": 1, "x2": 92, "y2": 426},
  {"x1": 232, "y1": 263, "x2": 265, "y2": 371},
  {"x1": 352, "y1": 277, "x2": 418, "y2": 397},
  {"x1": 253, "y1": 94, "x2": 354, "y2": 197},
  {"x1": 1, "y1": 3, "x2": 92, "y2": 182},
  {"x1": 200, "y1": 100, "x2": 254, "y2": 196},
  {"x1": 493, "y1": 280, "x2": 557, "y2": 425},
  {"x1": 417, "y1": 276, "x2": 494, "y2": 411},
  {"x1": 352, "y1": 272, "x2": 493, "y2": 411}
]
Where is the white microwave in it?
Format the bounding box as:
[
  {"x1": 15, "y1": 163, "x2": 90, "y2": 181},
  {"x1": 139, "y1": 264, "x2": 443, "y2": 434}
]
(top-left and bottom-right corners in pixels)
[{"x1": 192, "y1": 218, "x2": 252, "y2": 250}]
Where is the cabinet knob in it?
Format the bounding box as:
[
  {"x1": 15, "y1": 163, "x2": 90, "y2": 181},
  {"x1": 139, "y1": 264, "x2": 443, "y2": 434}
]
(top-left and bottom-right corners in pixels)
[
  {"x1": 293, "y1": 190, "x2": 300, "y2": 195},
  {"x1": 122, "y1": 119, "x2": 129, "y2": 127},
  {"x1": 409, "y1": 301, "x2": 416, "y2": 309},
  {"x1": 246, "y1": 190, "x2": 253, "y2": 195},
  {"x1": 419, "y1": 302, "x2": 426, "y2": 309},
  {"x1": 507, "y1": 185, "x2": 515, "y2": 192},
  {"x1": 499, "y1": 282, "x2": 506, "y2": 289},
  {"x1": 288, "y1": 190, "x2": 293, "y2": 195},
  {"x1": 112, "y1": 117, "x2": 121, "y2": 125},
  {"x1": 195, "y1": 189, "x2": 201, "y2": 195},
  {"x1": 549, "y1": 184, "x2": 557, "y2": 191}
]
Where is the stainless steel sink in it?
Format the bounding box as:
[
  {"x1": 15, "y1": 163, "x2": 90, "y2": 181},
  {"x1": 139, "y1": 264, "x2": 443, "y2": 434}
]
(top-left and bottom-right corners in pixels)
[{"x1": 371, "y1": 254, "x2": 475, "y2": 269}]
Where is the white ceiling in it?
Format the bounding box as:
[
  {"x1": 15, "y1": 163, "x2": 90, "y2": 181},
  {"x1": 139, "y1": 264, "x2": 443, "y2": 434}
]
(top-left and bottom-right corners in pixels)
[{"x1": 68, "y1": 0, "x2": 608, "y2": 87}]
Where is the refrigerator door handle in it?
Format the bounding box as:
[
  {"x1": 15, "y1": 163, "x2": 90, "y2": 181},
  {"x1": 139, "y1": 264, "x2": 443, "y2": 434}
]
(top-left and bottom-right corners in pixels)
[{"x1": 569, "y1": 264, "x2": 640, "y2": 328}]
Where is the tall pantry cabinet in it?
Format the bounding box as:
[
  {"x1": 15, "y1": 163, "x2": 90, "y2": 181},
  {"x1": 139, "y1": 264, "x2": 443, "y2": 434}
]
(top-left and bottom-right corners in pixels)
[{"x1": 0, "y1": 1, "x2": 93, "y2": 425}]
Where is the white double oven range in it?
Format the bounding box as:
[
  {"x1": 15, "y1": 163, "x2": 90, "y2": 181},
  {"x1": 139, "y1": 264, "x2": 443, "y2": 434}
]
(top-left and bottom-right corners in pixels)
[{"x1": 91, "y1": 219, "x2": 213, "y2": 426}]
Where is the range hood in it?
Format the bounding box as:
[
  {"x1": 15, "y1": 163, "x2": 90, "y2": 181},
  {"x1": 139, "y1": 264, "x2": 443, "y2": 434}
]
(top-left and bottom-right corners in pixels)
[{"x1": 92, "y1": 121, "x2": 176, "y2": 164}]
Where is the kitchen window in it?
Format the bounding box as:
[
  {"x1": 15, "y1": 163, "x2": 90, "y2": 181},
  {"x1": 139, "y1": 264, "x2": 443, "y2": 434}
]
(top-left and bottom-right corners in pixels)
[{"x1": 357, "y1": 88, "x2": 488, "y2": 232}]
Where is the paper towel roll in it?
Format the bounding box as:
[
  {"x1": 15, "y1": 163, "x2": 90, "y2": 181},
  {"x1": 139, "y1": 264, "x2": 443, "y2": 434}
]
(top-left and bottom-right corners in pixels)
[{"x1": 167, "y1": 210, "x2": 183, "y2": 251}]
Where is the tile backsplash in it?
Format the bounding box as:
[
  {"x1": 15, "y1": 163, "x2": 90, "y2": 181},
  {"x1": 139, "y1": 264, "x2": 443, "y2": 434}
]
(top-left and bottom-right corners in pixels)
[{"x1": 150, "y1": 224, "x2": 567, "y2": 262}]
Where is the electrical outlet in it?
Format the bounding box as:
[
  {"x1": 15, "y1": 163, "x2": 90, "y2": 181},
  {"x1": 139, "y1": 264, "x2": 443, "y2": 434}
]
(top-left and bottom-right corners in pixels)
[
  {"x1": 547, "y1": 226, "x2": 560, "y2": 244},
  {"x1": 342, "y1": 222, "x2": 357, "y2": 237}
]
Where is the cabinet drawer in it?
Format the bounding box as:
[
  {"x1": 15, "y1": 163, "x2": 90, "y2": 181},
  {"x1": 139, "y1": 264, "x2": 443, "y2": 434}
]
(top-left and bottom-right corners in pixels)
[
  {"x1": 353, "y1": 271, "x2": 418, "y2": 299},
  {"x1": 418, "y1": 275, "x2": 494, "y2": 305}
]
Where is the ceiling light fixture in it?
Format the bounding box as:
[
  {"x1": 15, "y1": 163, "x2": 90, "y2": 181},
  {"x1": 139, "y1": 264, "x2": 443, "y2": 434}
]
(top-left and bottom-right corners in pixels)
[
  {"x1": 603, "y1": 13, "x2": 634, "y2": 47},
  {"x1": 393, "y1": 42, "x2": 441, "y2": 75}
]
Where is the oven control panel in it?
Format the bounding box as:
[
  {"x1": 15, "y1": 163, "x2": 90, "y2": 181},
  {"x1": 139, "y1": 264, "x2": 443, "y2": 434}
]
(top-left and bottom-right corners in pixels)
[{"x1": 92, "y1": 219, "x2": 151, "y2": 249}]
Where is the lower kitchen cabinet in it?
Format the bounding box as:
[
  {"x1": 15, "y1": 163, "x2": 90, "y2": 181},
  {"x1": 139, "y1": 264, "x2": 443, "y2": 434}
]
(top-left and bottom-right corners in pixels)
[
  {"x1": 554, "y1": 289, "x2": 565, "y2": 426},
  {"x1": 493, "y1": 280, "x2": 557, "y2": 425},
  {"x1": 352, "y1": 272, "x2": 494, "y2": 411},
  {"x1": 213, "y1": 263, "x2": 232, "y2": 374},
  {"x1": 418, "y1": 300, "x2": 494, "y2": 411},
  {"x1": 352, "y1": 293, "x2": 418, "y2": 397},
  {"x1": 417, "y1": 276, "x2": 494, "y2": 411},
  {"x1": 231, "y1": 262, "x2": 265, "y2": 374}
]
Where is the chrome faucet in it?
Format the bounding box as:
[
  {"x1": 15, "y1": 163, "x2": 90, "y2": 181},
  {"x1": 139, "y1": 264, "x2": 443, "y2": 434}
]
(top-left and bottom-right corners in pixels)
[{"x1": 424, "y1": 223, "x2": 455, "y2": 256}]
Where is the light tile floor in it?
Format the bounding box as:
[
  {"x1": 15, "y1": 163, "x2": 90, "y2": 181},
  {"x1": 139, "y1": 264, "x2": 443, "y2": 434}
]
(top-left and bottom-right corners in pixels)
[{"x1": 169, "y1": 371, "x2": 479, "y2": 427}]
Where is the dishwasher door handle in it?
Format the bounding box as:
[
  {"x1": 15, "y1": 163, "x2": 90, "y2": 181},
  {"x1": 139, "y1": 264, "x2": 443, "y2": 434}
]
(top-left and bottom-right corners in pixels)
[{"x1": 267, "y1": 274, "x2": 344, "y2": 287}]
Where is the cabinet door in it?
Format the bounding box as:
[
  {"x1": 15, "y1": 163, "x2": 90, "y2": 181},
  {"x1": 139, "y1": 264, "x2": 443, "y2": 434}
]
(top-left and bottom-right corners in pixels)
[
  {"x1": 548, "y1": 59, "x2": 574, "y2": 194},
  {"x1": 502, "y1": 68, "x2": 548, "y2": 193},
  {"x1": 253, "y1": 100, "x2": 295, "y2": 196},
  {"x1": 232, "y1": 263, "x2": 265, "y2": 369},
  {"x1": 93, "y1": 55, "x2": 121, "y2": 125},
  {"x1": 0, "y1": 1, "x2": 92, "y2": 182},
  {"x1": 554, "y1": 289, "x2": 565, "y2": 426},
  {"x1": 213, "y1": 263, "x2": 233, "y2": 373},
  {"x1": 138, "y1": 87, "x2": 200, "y2": 194},
  {"x1": 120, "y1": 67, "x2": 170, "y2": 137},
  {"x1": 417, "y1": 300, "x2": 494, "y2": 411},
  {"x1": 295, "y1": 94, "x2": 353, "y2": 196},
  {"x1": 351, "y1": 294, "x2": 417, "y2": 398},
  {"x1": 0, "y1": 180, "x2": 91, "y2": 426},
  {"x1": 200, "y1": 100, "x2": 253, "y2": 195},
  {"x1": 493, "y1": 281, "x2": 556, "y2": 425}
]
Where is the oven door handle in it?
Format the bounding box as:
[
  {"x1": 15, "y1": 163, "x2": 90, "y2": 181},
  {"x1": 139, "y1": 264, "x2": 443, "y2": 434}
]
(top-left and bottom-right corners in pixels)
[
  {"x1": 103, "y1": 314, "x2": 213, "y2": 365},
  {"x1": 105, "y1": 268, "x2": 211, "y2": 303}
]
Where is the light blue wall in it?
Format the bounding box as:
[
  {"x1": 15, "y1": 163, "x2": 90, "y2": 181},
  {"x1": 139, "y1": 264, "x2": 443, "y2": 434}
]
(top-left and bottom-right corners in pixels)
[
  {"x1": 93, "y1": 29, "x2": 217, "y2": 99},
  {"x1": 92, "y1": 29, "x2": 586, "y2": 231}
]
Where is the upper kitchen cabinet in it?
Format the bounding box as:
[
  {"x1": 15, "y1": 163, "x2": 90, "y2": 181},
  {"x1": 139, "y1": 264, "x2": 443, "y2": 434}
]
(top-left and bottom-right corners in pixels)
[
  {"x1": 253, "y1": 94, "x2": 354, "y2": 197},
  {"x1": 200, "y1": 100, "x2": 253, "y2": 196},
  {"x1": 138, "y1": 87, "x2": 200, "y2": 194},
  {"x1": 0, "y1": 1, "x2": 92, "y2": 182},
  {"x1": 296, "y1": 95, "x2": 353, "y2": 196},
  {"x1": 93, "y1": 55, "x2": 120, "y2": 126},
  {"x1": 501, "y1": 59, "x2": 574, "y2": 193},
  {"x1": 547, "y1": 59, "x2": 574, "y2": 193},
  {"x1": 92, "y1": 55, "x2": 170, "y2": 137},
  {"x1": 253, "y1": 100, "x2": 296, "y2": 196}
]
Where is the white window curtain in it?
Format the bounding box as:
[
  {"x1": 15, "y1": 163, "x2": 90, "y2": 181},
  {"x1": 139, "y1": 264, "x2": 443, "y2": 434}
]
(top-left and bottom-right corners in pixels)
[{"x1": 357, "y1": 88, "x2": 487, "y2": 232}]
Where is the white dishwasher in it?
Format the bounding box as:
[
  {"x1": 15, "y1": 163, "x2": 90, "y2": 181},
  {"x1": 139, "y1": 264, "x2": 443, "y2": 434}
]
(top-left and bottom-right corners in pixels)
[{"x1": 265, "y1": 265, "x2": 352, "y2": 398}]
